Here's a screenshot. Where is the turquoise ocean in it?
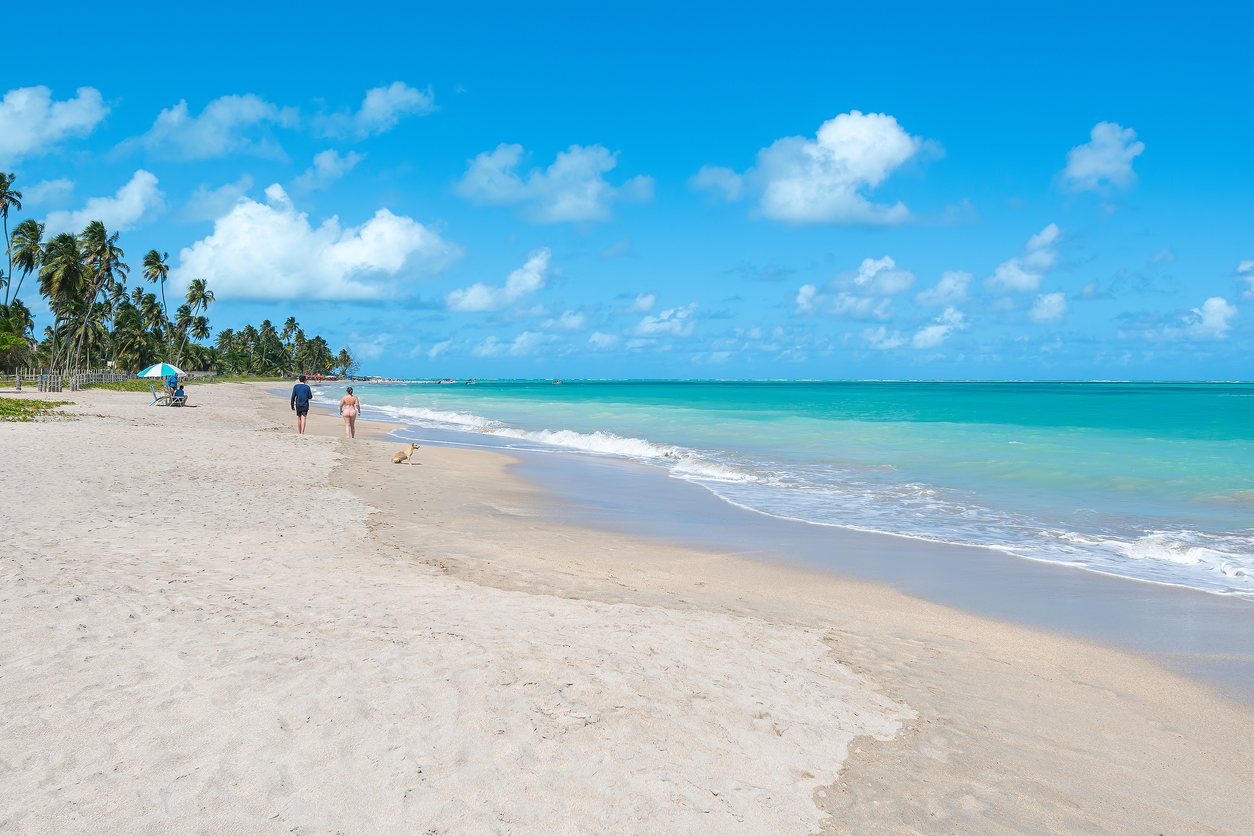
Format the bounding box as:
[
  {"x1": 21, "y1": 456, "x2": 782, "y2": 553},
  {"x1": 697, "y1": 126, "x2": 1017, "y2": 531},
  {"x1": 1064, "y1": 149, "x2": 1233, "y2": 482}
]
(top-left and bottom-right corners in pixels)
[{"x1": 313, "y1": 381, "x2": 1254, "y2": 599}]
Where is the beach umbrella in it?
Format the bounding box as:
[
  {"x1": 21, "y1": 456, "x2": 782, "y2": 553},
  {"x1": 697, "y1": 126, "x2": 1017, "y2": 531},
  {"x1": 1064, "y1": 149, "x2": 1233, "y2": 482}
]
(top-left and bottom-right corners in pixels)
[{"x1": 136, "y1": 362, "x2": 185, "y2": 378}]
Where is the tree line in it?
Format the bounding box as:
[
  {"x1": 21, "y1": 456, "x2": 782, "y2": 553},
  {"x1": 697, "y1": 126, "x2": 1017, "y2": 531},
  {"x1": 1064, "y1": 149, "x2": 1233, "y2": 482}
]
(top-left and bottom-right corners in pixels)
[{"x1": 0, "y1": 172, "x2": 356, "y2": 377}]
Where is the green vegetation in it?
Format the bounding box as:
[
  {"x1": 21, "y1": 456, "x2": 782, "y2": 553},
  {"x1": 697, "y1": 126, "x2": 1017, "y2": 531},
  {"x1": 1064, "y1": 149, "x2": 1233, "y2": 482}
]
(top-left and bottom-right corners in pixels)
[
  {"x1": 0, "y1": 171, "x2": 356, "y2": 377},
  {"x1": 0, "y1": 396, "x2": 71, "y2": 421}
]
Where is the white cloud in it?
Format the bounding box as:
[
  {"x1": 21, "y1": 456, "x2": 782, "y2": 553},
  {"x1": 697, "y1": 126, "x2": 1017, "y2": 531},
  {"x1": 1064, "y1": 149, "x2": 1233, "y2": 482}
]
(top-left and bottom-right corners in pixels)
[
  {"x1": 616, "y1": 293, "x2": 656, "y2": 314},
  {"x1": 588, "y1": 332, "x2": 619, "y2": 350},
  {"x1": 23, "y1": 178, "x2": 75, "y2": 206},
  {"x1": 316, "y1": 82, "x2": 434, "y2": 139},
  {"x1": 862, "y1": 326, "x2": 905, "y2": 350},
  {"x1": 446, "y1": 248, "x2": 551, "y2": 312},
  {"x1": 128, "y1": 94, "x2": 297, "y2": 160},
  {"x1": 1028, "y1": 292, "x2": 1068, "y2": 324},
  {"x1": 798, "y1": 256, "x2": 912, "y2": 319},
  {"x1": 1187, "y1": 297, "x2": 1237, "y2": 339},
  {"x1": 0, "y1": 86, "x2": 108, "y2": 165},
  {"x1": 633, "y1": 303, "x2": 698, "y2": 337},
  {"x1": 455, "y1": 143, "x2": 653, "y2": 223},
  {"x1": 747, "y1": 111, "x2": 924, "y2": 224},
  {"x1": 179, "y1": 175, "x2": 254, "y2": 222},
  {"x1": 293, "y1": 149, "x2": 365, "y2": 191},
  {"x1": 1062, "y1": 122, "x2": 1144, "y2": 192},
  {"x1": 428, "y1": 339, "x2": 452, "y2": 359},
  {"x1": 542, "y1": 310, "x2": 588, "y2": 331},
  {"x1": 688, "y1": 165, "x2": 744, "y2": 201},
  {"x1": 472, "y1": 331, "x2": 556, "y2": 357},
  {"x1": 44, "y1": 170, "x2": 164, "y2": 234},
  {"x1": 912, "y1": 307, "x2": 968, "y2": 348},
  {"x1": 850, "y1": 256, "x2": 915, "y2": 295},
  {"x1": 916, "y1": 270, "x2": 972, "y2": 306},
  {"x1": 795, "y1": 284, "x2": 818, "y2": 314},
  {"x1": 173, "y1": 183, "x2": 459, "y2": 300},
  {"x1": 831, "y1": 293, "x2": 893, "y2": 320},
  {"x1": 1237, "y1": 260, "x2": 1254, "y2": 299},
  {"x1": 985, "y1": 224, "x2": 1062, "y2": 292}
]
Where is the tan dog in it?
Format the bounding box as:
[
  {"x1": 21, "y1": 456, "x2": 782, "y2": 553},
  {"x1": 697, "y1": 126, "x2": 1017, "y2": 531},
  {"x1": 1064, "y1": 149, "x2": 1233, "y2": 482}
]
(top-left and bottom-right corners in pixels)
[{"x1": 391, "y1": 442, "x2": 420, "y2": 465}]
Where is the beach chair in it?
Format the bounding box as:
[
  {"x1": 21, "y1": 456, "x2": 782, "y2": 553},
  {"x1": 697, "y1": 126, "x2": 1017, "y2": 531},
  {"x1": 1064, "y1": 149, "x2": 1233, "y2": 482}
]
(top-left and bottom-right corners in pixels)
[
  {"x1": 170, "y1": 393, "x2": 188, "y2": 407},
  {"x1": 149, "y1": 384, "x2": 172, "y2": 406}
]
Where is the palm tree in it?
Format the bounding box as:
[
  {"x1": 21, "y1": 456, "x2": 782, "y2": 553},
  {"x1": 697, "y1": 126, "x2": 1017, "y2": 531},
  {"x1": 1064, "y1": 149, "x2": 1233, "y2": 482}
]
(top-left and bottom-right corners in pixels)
[
  {"x1": 142, "y1": 250, "x2": 170, "y2": 356},
  {"x1": 215, "y1": 328, "x2": 235, "y2": 352},
  {"x1": 172, "y1": 279, "x2": 214, "y2": 365},
  {"x1": 0, "y1": 173, "x2": 21, "y2": 302},
  {"x1": 7, "y1": 218, "x2": 42, "y2": 305},
  {"x1": 72, "y1": 221, "x2": 127, "y2": 371},
  {"x1": 186, "y1": 278, "x2": 214, "y2": 315},
  {"x1": 172, "y1": 303, "x2": 193, "y2": 364},
  {"x1": 38, "y1": 232, "x2": 88, "y2": 370}
]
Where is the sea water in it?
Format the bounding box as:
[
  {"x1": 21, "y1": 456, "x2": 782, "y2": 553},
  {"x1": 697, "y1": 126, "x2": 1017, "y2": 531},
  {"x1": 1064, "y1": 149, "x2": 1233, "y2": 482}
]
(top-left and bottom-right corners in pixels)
[{"x1": 315, "y1": 380, "x2": 1254, "y2": 599}]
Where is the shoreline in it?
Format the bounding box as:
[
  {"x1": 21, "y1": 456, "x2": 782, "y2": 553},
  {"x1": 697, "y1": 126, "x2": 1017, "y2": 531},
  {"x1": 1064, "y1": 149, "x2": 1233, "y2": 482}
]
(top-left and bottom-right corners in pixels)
[
  {"x1": 304, "y1": 389, "x2": 1254, "y2": 705},
  {"x1": 3, "y1": 382, "x2": 1252, "y2": 833}
]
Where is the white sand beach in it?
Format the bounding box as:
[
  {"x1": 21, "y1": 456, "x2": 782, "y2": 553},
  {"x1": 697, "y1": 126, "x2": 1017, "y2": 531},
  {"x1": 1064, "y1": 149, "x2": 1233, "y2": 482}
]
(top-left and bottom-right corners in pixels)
[{"x1": 2, "y1": 383, "x2": 1252, "y2": 834}]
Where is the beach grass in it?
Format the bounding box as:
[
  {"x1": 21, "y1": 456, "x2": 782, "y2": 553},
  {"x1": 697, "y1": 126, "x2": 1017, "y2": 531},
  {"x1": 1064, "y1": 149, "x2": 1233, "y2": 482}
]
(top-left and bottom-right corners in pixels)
[{"x1": 0, "y1": 396, "x2": 72, "y2": 421}]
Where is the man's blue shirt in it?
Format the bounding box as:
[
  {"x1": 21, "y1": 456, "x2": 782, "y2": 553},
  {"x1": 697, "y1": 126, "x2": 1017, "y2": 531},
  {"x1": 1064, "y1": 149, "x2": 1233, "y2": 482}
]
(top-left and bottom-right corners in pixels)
[{"x1": 291, "y1": 383, "x2": 312, "y2": 411}]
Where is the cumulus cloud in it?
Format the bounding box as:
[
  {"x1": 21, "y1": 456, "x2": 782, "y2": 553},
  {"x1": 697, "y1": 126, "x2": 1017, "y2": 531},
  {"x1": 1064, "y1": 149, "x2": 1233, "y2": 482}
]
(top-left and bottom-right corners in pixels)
[
  {"x1": 850, "y1": 256, "x2": 915, "y2": 295},
  {"x1": 693, "y1": 112, "x2": 925, "y2": 224},
  {"x1": 127, "y1": 94, "x2": 297, "y2": 160},
  {"x1": 795, "y1": 284, "x2": 818, "y2": 314},
  {"x1": 797, "y1": 256, "x2": 913, "y2": 319},
  {"x1": 912, "y1": 307, "x2": 968, "y2": 348},
  {"x1": 985, "y1": 224, "x2": 1062, "y2": 292},
  {"x1": 1062, "y1": 122, "x2": 1144, "y2": 193},
  {"x1": 316, "y1": 82, "x2": 434, "y2": 139},
  {"x1": 446, "y1": 248, "x2": 551, "y2": 312},
  {"x1": 174, "y1": 183, "x2": 459, "y2": 300},
  {"x1": 1028, "y1": 292, "x2": 1068, "y2": 324},
  {"x1": 862, "y1": 326, "x2": 905, "y2": 350},
  {"x1": 44, "y1": 170, "x2": 164, "y2": 234},
  {"x1": 688, "y1": 165, "x2": 744, "y2": 201},
  {"x1": 588, "y1": 332, "x2": 619, "y2": 350},
  {"x1": 542, "y1": 310, "x2": 588, "y2": 331},
  {"x1": 455, "y1": 143, "x2": 654, "y2": 223},
  {"x1": 293, "y1": 149, "x2": 365, "y2": 191},
  {"x1": 616, "y1": 292, "x2": 656, "y2": 314},
  {"x1": 831, "y1": 294, "x2": 893, "y2": 320},
  {"x1": 472, "y1": 331, "x2": 556, "y2": 357},
  {"x1": 0, "y1": 86, "x2": 108, "y2": 166},
  {"x1": 1237, "y1": 260, "x2": 1254, "y2": 298},
  {"x1": 633, "y1": 303, "x2": 698, "y2": 337},
  {"x1": 179, "y1": 175, "x2": 254, "y2": 222},
  {"x1": 1187, "y1": 297, "x2": 1237, "y2": 339},
  {"x1": 23, "y1": 178, "x2": 75, "y2": 206},
  {"x1": 916, "y1": 270, "x2": 971, "y2": 306},
  {"x1": 427, "y1": 339, "x2": 452, "y2": 359}
]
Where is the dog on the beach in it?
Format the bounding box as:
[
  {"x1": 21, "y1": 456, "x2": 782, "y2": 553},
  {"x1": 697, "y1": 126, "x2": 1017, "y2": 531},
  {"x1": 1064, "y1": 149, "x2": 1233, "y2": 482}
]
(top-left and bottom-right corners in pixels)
[{"x1": 391, "y1": 443, "x2": 420, "y2": 465}]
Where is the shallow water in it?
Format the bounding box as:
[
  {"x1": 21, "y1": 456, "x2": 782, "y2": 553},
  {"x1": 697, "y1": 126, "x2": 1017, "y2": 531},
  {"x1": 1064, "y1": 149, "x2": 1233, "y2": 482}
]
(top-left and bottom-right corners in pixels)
[{"x1": 314, "y1": 380, "x2": 1254, "y2": 599}]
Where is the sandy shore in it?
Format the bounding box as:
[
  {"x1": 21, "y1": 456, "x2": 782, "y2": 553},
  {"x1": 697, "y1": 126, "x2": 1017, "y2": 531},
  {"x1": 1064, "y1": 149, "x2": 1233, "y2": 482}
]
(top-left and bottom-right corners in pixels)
[{"x1": 2, "y1": 383, "x2": 1252, "y2": 834}]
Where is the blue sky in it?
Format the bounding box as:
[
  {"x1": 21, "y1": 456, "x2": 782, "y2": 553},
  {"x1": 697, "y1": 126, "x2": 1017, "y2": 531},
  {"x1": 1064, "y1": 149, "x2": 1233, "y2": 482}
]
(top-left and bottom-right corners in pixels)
[{"x1": 3, "y1": 0, "x2": 1252, "y2": 379}]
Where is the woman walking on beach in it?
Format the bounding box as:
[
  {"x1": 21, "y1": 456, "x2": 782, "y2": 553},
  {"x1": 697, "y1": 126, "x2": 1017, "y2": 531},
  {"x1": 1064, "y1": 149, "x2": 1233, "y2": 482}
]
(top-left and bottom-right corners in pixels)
[{"x1": 339, "y1": 387, "x2": 360, "y2": 438}]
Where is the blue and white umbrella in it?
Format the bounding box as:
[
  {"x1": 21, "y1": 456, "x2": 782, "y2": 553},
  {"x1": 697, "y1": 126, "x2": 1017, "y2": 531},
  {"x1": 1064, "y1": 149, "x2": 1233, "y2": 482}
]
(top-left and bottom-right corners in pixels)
[{"x1": 136, "y1": 362, "x2": 185, "y2": 379}]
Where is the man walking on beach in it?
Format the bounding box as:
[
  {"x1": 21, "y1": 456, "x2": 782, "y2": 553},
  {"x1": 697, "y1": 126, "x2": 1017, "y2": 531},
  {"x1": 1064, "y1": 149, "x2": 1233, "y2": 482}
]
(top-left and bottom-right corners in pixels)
[{"x1": 291, "y1": 375, "x2": 313, "y2": 435}]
